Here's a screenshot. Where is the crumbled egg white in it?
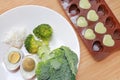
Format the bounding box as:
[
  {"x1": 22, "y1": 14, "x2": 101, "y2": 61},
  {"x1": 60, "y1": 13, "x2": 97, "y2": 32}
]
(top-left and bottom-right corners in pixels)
[{"x1": 3, "y1": 26, "x2": 27, "y2": 49}]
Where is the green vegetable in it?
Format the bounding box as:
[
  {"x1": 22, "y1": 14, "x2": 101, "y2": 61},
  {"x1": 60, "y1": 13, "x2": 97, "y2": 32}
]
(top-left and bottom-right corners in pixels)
[
  {"x1": 33, "y1": 24, "x2": 53, "y2": 45},
  {"x1": 24, "y1": 34, "x2": 42, "y2": 54},
  {"x1": 37, "y1": 44, "x2": 50, "y2": 58},
  {"x1": 37, "y1": 44, "x2": 54, "y2": 61},
  {"x1": 50, "y1": 59, "x2": 61, "y2": 70},
  {"x1": 35, "y1": 61, "x2": 51, "y2": 80},
  {"x1": 61, "y1": 46, "x2": 78, "y2": 75},
  {"x1": 35, "y1": 46, "x2": 78, "y2": 80}
]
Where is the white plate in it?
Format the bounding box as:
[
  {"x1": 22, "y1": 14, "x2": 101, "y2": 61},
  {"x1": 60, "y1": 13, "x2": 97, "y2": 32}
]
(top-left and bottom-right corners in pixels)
[{"x1": 0, "y1": 5, "x2": 80, "y2": 80}]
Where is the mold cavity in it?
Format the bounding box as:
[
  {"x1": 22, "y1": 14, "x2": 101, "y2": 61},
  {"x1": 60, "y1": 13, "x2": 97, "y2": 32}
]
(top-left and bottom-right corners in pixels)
[
  {"x1": 97, "y1": 5, "x2": 108, "y2": 16},
  {"x1": 69, "y1": 4, "x2": 80, "y2": 16},
  {"x1": 113, "y1": 29, "x2": 120, "y2": 40},
  {"x1": 89, "y1": 0, "x2": 99, "y2": 4},
  {"x1": 61, "y1": 0, "x2": 72, "y2": 3},
  {"x1": 92, "y1": 41, "x2": 103, "y2": 52},
  {"x1": 105, "y1": 17, "x2": 115, "y2": 28}
]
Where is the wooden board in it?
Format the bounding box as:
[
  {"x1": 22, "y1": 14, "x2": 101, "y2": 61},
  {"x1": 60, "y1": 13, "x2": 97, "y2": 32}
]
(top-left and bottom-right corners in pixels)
[{"x1": 0, "y1": 0, "x2": 120, "y2": 80}]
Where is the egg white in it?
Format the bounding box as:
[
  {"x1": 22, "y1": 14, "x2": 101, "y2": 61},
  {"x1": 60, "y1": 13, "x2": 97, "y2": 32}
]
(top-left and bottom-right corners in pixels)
[
  {"x1": 20, "y1": 54, "x2": 40, "y2": 80},
  {"x1": 4, "y1": 47, "x2": 24, "y2": 71}
]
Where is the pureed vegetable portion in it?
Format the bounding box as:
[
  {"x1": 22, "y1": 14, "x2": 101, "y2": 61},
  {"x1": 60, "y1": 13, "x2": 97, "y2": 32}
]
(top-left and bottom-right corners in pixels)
[{"x1": 35, "y1": 46, "x2": 78, "y2": 80}]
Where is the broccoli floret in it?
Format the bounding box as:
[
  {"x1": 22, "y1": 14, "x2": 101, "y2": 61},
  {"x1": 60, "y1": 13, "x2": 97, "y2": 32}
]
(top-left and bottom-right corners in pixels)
[
  {"x1": 33, "y1": 24, "x2": 53, "y2": 45},
  {"x1": 24, "y1": 34, "x2": 42, "y2": 54}
]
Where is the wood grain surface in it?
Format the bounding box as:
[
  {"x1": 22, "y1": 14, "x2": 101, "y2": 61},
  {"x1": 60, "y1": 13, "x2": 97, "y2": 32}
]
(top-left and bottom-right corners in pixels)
[{"x1": 1, "y1": 0, "x2": 120, "y2": 80}]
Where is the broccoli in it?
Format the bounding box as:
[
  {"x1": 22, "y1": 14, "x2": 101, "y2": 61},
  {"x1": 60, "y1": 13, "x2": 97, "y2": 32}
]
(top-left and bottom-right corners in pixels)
[
  {"x1": 37, "y1": 44, "x2": 55, "y2": 61},
  {"x1": 24, "y1": 34, "x2": 42, "y2": 54},
  {"x1": 61, "y1": 46, "x2": 78, "y2": 75},
  {"x1": 37, "y1": 44, "x2": 50, "y2": 58},
  {"x1": 33, "y1": 24, "x2": 53, "y2": 45},
  {"x1": 35, "y1": 46, "x2": 78, "y2": 80}
]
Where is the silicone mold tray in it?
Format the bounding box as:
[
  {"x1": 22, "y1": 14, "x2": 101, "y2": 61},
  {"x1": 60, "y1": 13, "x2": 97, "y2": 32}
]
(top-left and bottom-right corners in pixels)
[{"x1": 59, "y1": 0, "x2": 120, "y2": 61}]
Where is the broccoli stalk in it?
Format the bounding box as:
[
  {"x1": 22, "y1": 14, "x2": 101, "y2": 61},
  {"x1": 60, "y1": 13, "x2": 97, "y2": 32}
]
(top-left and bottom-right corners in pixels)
[
  {"x1": 33, "y1": 24, "x2": 53, "y2": 45},
  {"x1": 24, "y1": 34, "x2": 42, "y2": 54},
  {"x1": 37, "y1": 44, "x2": 55, "y2": 61}
]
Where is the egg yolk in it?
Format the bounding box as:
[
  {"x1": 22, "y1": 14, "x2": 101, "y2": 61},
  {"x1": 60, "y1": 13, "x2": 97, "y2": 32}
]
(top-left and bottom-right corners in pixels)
[
  {"x1": 8, "y1": 51, "x2": 21, "y2": 64},
  {"x1": 22, "y1": 58, "x2": 35, "y2": 72}
]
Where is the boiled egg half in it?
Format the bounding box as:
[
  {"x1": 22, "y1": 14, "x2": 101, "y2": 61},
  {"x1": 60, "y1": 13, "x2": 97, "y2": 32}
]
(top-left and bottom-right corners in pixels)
[
  {"x1": 4, "y1": 47, "x2": 23, "y2": 71},
  {"x1": 20, "y1": 54, "x2": 40, "y2": 80}
]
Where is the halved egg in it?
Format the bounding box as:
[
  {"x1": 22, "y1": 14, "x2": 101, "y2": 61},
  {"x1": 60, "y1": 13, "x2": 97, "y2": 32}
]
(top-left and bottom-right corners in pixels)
[
  {"x1": 4, "y1": 47, "x2": 23, "y2": 71},
  {"x1": 20, "y1": 54, "x2": 40, "y2": 80}
]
